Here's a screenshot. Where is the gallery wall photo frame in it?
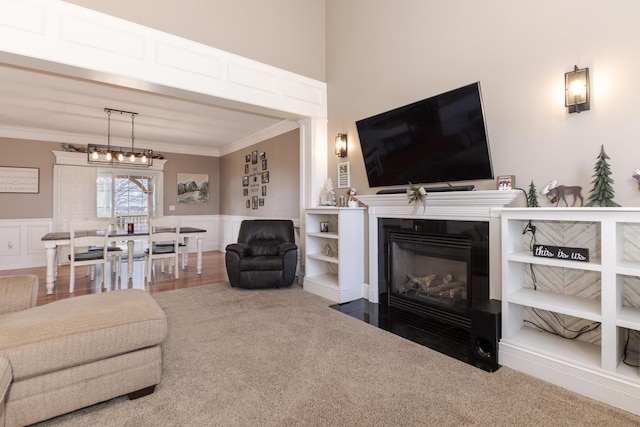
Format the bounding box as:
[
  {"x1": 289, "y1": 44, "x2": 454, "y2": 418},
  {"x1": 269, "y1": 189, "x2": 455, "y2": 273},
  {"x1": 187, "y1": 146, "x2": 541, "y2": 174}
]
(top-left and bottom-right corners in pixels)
[{"x1": 0, "y1": 166, "x2": 39, "y2": 193}]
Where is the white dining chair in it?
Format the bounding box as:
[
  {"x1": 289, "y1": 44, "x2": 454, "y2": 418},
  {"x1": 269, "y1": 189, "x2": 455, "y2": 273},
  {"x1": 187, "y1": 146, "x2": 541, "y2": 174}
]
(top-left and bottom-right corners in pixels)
[
  {"x1": 88, "y1": 217, "x2": 123, "y2": 278},
  {"x1": 68, "y1": 218, "x2": 110, "y2": 293},
  {"x1": 144, "y1": 216, "x2": 181, "y2": 282}
]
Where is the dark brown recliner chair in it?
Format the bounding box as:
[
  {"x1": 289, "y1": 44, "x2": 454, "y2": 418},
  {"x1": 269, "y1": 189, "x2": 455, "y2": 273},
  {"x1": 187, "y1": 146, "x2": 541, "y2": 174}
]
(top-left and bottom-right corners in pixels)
[{"x1": 225, "y1": 220, "x2": 298, "y2": 289}]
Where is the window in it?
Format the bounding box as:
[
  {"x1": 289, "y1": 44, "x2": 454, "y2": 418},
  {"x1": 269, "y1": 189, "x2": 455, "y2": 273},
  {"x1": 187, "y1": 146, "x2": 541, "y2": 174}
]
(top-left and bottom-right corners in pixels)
[{"x1": 97, "y1": 169, "x2": 163, "y2": 230}]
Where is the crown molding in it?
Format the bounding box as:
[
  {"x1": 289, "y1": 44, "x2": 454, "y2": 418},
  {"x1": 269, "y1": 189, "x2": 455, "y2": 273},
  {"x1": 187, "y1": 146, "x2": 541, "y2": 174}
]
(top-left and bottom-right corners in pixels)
[{"x1": 217, "y1": 120, "x2": 299, "y2": 156}]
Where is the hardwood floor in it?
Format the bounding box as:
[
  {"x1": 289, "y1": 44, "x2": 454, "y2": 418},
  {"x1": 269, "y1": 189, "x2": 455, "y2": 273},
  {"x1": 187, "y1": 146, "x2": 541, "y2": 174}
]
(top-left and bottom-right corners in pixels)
[{"x1": 2, "y1": 251, "x2": 228, "y2": 306}]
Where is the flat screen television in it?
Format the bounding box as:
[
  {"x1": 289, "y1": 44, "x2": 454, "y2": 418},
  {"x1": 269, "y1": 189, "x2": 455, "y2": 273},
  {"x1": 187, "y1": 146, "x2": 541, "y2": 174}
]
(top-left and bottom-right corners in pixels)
[{"x1": 356, "y1": 82, "x2": 494, "y2": 189}]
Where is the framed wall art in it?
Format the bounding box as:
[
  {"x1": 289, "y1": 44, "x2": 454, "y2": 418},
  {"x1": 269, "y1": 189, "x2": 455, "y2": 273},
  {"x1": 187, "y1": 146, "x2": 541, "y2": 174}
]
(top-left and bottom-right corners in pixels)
[
  {"x1": 337, "y1": 162, "x2": 350, "y2": 189},
  {"x1": 177, "y1": 173, "x2": 209, "y2": 204},
  {"x1": 0, "y1": 166, "x2": 40, "y2": 193}
]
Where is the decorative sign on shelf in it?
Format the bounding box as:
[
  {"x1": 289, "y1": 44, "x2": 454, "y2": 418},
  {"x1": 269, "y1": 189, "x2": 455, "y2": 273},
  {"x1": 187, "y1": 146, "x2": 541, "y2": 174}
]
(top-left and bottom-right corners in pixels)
[{"x1": 533, "y1": 244, "x2": 589, "y2": 262}]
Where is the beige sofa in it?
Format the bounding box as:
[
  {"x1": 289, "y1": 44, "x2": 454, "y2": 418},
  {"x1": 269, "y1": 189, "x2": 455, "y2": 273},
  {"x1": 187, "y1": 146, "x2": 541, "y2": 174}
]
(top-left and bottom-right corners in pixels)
[{"x1": 0, "y1": 275, "x2": 167, "y2": 426}]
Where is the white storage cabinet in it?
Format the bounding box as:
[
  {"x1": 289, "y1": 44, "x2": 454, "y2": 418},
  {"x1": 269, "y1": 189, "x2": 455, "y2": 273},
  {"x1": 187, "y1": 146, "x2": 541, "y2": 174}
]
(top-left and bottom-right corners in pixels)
[{"x1": 303, "y1": 207, "x2": 365, "y2": 303}]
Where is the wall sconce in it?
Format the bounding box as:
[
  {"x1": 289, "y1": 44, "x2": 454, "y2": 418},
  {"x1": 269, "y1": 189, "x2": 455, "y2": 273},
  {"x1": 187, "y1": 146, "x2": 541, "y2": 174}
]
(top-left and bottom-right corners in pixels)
[
  {"x1": 335, "y1": 133, "x2": 347, "y2": 157},
  {"x1": 565, "y1": 65, "x2": 590, "y2": 113}
]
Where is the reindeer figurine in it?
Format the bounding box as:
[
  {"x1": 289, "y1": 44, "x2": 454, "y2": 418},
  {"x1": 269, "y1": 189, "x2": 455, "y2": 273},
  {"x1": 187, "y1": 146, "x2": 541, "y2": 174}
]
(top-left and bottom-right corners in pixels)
[
  {"x1": 632, "y1": 169, "x2": 640, "y2": 190},
  {"x1": 541, "y1": 179, "x2": 584, "y2": 207}
]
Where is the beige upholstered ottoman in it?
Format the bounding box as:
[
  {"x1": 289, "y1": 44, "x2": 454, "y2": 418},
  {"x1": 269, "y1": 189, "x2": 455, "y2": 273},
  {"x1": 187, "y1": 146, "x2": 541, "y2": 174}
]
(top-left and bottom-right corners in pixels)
[
  {"x1": 0, "y1": 285, "x2": 167, "y2": 426},
  {"x1": 0, "y1": 357, "x2": 10, "y2": 427}
]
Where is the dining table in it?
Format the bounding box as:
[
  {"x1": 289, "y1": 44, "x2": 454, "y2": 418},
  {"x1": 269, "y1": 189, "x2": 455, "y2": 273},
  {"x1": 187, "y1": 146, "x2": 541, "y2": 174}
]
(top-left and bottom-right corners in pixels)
[{"x1": 41, "y1": 226, "x2": 206, "y2": 294}]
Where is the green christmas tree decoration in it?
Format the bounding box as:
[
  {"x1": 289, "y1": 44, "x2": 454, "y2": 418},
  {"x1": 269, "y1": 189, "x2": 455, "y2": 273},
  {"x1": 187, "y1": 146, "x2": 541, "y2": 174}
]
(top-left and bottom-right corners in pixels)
[
  {"x1": 585, "y1": 145, "x2": 620, "y2": 207},
  {"x1": 527, "y1": 180, "x2": 540, "y2": 207}
]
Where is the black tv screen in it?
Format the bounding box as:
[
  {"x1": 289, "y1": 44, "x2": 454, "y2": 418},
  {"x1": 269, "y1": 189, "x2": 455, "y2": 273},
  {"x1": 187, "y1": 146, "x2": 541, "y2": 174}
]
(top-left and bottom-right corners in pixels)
[{"x1": 356, "y1": 82, "x2": 494, "y2": 188}]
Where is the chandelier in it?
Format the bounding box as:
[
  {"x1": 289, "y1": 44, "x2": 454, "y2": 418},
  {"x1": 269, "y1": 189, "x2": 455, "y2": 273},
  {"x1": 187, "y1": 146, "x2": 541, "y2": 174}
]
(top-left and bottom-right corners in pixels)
[{"x1": 87, "y1": 108, "x2": 153, "y2": 166}]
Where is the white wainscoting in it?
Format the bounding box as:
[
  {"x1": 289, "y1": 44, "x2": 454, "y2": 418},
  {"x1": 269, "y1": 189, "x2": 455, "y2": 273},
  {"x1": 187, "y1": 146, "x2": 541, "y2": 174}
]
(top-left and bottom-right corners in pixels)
[
  {"x1": 219, "y1": 215, "x2": 301, "y2": 249},
  {"x1": 0, "y1": 215, "x2": 299, "y2": 270},
  {"x1": 0, "y1": 218, "x2": 52, "y2": 270}
]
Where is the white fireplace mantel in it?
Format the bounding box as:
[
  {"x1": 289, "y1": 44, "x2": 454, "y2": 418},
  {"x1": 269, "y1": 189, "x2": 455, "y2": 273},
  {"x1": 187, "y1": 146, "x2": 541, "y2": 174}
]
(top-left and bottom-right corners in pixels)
[{"x1": 357, "y1": 190, "x2": 523, "y2": 303}]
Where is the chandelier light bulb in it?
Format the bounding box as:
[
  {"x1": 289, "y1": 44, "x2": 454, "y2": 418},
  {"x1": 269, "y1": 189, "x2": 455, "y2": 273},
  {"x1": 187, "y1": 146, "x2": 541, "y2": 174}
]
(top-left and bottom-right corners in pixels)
[
  {"x1": 117, "y1": 152, "x2": 124, "y2": 161},
  {"x1": 141, "y1": 154, "x2": 147, "y2": 163},
  {"x1": 91, "y1": 150, "x2": 99, "y2": 160},
  {"x1": 106, "y1": 151, "x2": 112, "y2": 161},
  {"x1": 130, "y1": 153, "x2": 136, "y2": 162}
]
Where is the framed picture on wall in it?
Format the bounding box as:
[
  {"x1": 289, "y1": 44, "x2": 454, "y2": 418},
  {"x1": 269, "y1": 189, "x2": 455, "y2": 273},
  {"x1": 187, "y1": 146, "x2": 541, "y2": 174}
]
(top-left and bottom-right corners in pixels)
[
  {"x1": 245, "y1": 154, "x2": 251, "y2": 163},
  {"x1": 246, "y1": 199, "x2": 250, "y2": 208},
  {"x1": 261, "y1": 171, "x2": 269, "y2": 184},
  {"x1": 251, "y1": 150, "x2": 258, "y2": 164},
  {"x1": 177, "y1": 173, "x2": 209, "y2": 204},
  {"x1": 259, "y1": 198, "x2": 264, "y2": 206},
  {"x1": 262, "y1": 159, "x2": 267, "y2": 170},
  {"x1": 337, "y1": 162, "x2": 350, "y2": 189},
  {"x1": 262, "y1": 186, "x2": 267, "y2": 197},
  {"x1": 252, "y1": 196, "x2": 258, "y2": 209},
  {"x1": 245, "y1": 164, "x2": 249, "y2": 174},
  {"x1": 243, "y1": 188, "x2": 248, "y2": 196},
  {"x1": 0, "y1": 166, "x2": 39, "y2": 193},
  {"x1": 242, "y1": 175, "x2": 249, "y2": 187}
]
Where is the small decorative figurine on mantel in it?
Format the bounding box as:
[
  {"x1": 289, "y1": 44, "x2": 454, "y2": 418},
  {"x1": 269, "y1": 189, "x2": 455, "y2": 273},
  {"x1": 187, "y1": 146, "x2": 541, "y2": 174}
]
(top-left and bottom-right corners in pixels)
[
  {"x1": 319, "y1": 178, "x2": 337, "y2": 206},
  {"x1": 585, "y1": 145, "x2": 620, "y2": 207},
  {"x1": 527, "y1": 180, "x2": 541, "y2": 207},
  {"x1": 407, "y1": 182, "x2": 427, "y2": 214},
  {"x1": 632, "y1": 169, "x2": 640, "y2": 190},
  {"x1": 541, "y1": 179, "x2": 584, "y2": 207},
  {"x1": 347, "y1": 188, "x2": 359, "y2": 207}
]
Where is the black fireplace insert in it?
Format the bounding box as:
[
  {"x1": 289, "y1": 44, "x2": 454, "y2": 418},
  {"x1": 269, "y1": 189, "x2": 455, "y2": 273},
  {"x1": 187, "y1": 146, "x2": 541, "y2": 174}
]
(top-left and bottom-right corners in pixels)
[{"x1": 381, "y1": 219, "x2": 489, "y2": 329}]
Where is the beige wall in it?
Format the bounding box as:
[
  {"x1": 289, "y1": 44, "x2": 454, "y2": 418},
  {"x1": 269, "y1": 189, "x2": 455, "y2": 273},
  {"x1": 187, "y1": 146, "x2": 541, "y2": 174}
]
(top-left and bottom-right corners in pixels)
[
  {"x1": 1, "y1": 131, "x2": 299, "y2": 220},
  {"x1": 65, "y1": 0, "x2": 326, "y2": 82},
  {"x1": 326, "y1": 0, "x2": 640, "y2": 207},
  {"x1": 0, "y1": 139, "x2": 220, "y2": 219},
  {"x1": 220, "y1": 129, "x2": 300, "y2": 218},
  {"x1": 0, "y1": 139, "x2": 55, "y2": 219},
  {"x1": 161, "y1": 152, "x2": 219, "y2": 215}
]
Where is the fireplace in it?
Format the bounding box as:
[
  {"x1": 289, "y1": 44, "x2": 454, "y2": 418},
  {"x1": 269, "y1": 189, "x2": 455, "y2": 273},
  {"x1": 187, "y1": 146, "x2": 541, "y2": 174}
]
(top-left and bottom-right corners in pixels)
[{"x1": 382, "y1": 219, "x2": 489, "y2": 329}]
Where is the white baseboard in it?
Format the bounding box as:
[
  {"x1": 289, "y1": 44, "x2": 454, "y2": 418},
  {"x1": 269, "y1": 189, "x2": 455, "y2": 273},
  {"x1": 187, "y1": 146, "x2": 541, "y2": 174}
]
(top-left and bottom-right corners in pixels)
[{"x1": 500, "y1": 341, "x2": 640, "y2": 416}]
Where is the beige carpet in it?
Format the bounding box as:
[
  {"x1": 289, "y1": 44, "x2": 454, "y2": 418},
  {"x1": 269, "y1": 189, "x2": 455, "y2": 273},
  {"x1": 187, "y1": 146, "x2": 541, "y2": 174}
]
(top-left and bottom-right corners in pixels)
[{"x1": 37, "y1": 283, "x2": 639, "y2": 426}]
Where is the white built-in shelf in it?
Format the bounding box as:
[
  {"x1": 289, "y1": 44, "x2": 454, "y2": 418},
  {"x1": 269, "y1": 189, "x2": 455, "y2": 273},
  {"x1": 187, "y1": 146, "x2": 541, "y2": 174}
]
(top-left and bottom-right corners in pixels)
[
  {"x1": 303, "y1": 207, "x2": 365, "y2": 303},
  {"x1": 307, "y1": 231, "x2": 339, "y2": 240},
  {"x1": 307, "y1": 252, "x2": 339, "y2": 264},
  {"x1": 502, "y1": 326, "x2": 601, "y2": 369},
  {"x1": 616, "y1": 260, "x2": 640, "y2": 277},
  {"x1": 507, "y1": 251, "x2": 602, "y2": 271},
  {"x1": 617, "y1": 307, "x2": 640, "y2": 330},
  {"x1": 508, "y1": 288, "x2": 601, "y2": 321},
  {"x1": 500, "y1": 207, "x2": 640, "y2": 416},
  {"x1": 304, "y1": 273, "x2": 339, "y2": 289}
]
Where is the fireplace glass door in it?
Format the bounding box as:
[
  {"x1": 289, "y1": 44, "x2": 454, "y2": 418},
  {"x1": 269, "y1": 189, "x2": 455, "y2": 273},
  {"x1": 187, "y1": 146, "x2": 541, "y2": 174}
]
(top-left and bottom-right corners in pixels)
[{"x1": 389, "y1": 232, "x2": 472, "y2": 319}]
